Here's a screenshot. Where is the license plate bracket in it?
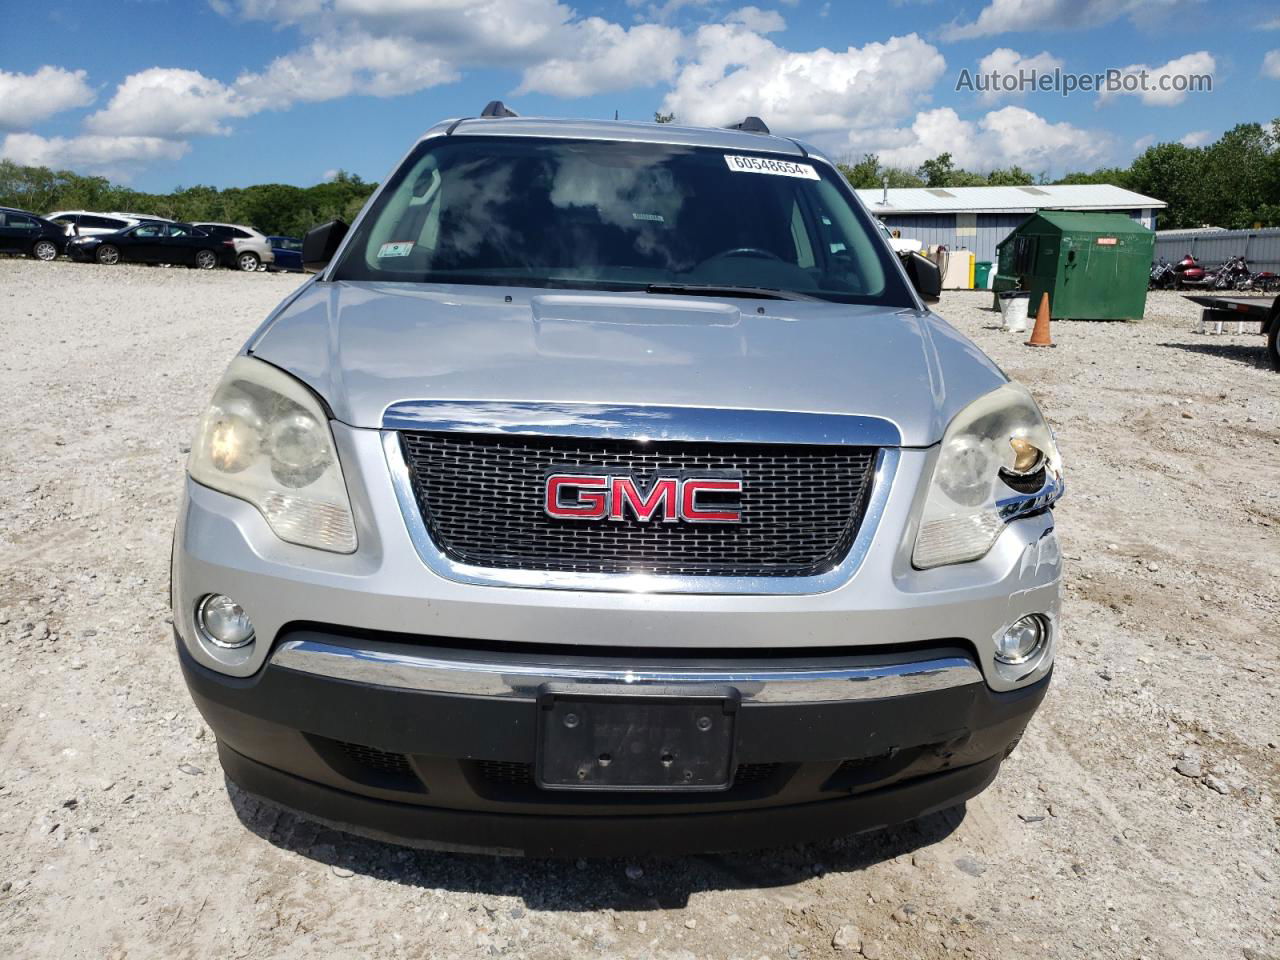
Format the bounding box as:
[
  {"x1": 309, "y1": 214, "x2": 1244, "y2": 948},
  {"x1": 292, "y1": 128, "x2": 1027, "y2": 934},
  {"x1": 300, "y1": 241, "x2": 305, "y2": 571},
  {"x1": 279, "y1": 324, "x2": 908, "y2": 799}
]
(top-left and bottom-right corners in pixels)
[{"x1": 535, "y1": 683, "x2": 739, "y2": 792}]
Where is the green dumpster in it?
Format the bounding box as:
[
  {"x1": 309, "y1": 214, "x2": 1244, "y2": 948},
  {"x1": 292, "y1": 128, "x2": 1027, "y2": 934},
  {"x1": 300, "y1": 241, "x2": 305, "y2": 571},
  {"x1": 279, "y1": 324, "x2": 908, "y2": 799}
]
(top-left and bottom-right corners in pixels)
[
  {"x1": 993, "y1": 211, "x2": 1155, "y2": 320},
  {"x1": 974, "y1": 260, "x2": 993, "y2": 288}
]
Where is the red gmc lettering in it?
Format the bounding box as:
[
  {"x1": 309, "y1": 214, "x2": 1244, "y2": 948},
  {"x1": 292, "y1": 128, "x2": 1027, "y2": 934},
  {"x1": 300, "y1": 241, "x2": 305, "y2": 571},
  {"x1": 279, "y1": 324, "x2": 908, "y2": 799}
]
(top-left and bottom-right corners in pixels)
[
  {"x1": 609, "y1": 476, "x2": 678, "y2": 521},
  {"x1": 545, "y1": 474, "x2": 742, "y2": 523},
  {"x1": 680, "y1": 478, "x2": 743, "y2": 523},
  {"x1": 545, "y1": 474, "x2": 609, "y2": 519}
]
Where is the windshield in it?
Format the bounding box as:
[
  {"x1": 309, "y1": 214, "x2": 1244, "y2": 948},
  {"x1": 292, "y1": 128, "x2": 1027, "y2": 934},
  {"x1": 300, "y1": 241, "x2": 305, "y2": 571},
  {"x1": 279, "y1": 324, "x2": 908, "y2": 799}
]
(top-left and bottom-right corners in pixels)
[{"x1": 332, "y1": 136, "x2": 912, "y2": 306}]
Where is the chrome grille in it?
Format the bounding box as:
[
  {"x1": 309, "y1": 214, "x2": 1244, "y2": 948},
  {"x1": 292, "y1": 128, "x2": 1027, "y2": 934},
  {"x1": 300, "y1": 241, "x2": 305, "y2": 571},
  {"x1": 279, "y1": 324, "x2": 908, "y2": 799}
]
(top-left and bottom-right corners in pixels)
[{"x1": 399, "y1": 431, "x2": 876, "y2": 577}]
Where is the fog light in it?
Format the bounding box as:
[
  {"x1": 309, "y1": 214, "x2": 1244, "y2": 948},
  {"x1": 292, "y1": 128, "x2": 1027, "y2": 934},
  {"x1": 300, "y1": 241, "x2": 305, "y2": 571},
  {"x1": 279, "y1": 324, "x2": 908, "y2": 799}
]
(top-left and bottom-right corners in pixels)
[
  {"x1": 196, "y1": 594, "x2": 255, "y2": 649},
  {"x1": 995, "y1": 615, "x2": 1047, "y2": 665}
]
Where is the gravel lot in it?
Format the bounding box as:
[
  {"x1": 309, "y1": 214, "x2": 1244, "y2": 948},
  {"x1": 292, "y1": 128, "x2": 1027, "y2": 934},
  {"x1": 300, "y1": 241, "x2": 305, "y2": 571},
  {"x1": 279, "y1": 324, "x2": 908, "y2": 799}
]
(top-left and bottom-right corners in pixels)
[{"x1": 1, "y1": 259, "x2": 1277, "y2": 960}]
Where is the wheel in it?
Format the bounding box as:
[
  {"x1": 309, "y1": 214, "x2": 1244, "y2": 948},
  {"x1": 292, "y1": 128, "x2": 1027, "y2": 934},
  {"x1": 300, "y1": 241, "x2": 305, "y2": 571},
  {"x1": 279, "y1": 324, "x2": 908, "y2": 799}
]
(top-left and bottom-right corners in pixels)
[
  {"x1": 237, "y1": 251, "x2": 260, "y2": 272},
  {"x1": 32, "y1": 239, "x2": 59, "y2": 261},
  {"x1": 1268, "y1": 309, "x2": 1280, "y2": 372},
  {"x1": 96, "y1": 244, "x2": 120, "y2": 265},
  {"x1": 196, "y1": 249, "x2": 218, "y2": 270}
]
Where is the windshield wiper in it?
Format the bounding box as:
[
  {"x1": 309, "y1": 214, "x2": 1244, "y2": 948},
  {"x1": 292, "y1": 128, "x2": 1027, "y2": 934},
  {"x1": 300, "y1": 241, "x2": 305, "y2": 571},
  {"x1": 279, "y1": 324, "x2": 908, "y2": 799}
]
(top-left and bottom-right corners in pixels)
[{"x1": 644, "y1": 283, "x2": 821, "y2": 302}]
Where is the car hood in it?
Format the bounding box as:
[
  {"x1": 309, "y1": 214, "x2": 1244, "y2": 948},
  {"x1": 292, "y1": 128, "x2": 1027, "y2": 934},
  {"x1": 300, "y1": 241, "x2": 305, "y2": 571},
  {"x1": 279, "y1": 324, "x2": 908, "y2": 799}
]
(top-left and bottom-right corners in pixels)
[{"x1": 249, "y1": 281, "x2": 1007, "y2": 447}]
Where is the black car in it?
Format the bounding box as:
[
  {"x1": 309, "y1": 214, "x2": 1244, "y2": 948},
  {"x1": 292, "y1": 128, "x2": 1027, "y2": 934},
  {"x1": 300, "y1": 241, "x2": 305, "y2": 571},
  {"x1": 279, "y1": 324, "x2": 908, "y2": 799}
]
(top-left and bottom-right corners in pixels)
[
  {"x1": 0, "y1": 206, "x2": 68, "y2": 261},
  {"x1": 66, "y1": 221, "x2": 223, "y2": 268}
]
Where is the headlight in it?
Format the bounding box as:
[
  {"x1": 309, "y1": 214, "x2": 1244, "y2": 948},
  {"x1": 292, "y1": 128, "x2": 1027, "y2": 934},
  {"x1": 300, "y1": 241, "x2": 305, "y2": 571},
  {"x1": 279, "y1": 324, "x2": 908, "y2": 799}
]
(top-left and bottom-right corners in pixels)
[
  {"x1": 188, "y1": 356, "x2": 357, "y2": 553},
  {"x1": 913, "y1": 382, "x2": 1062, "y2": 569}
]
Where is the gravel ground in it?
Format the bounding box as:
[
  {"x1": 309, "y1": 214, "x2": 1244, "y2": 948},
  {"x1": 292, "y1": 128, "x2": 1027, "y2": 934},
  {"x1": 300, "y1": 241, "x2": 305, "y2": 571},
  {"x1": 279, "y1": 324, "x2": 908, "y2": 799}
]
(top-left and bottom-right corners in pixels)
[{"x1": 1, "y1": 259, "x2": 1277, "y2": 960}]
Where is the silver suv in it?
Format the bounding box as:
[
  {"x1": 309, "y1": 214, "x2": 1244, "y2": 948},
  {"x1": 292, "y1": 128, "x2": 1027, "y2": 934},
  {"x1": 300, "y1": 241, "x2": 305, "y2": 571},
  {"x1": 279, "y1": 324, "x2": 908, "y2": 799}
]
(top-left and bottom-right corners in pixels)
[
  {"x1": 174, "y1": 106, "x2": 1062, "y2": 857},
  {"x1": 192, "y1": 222, "x2": 276, "y2": 272}
]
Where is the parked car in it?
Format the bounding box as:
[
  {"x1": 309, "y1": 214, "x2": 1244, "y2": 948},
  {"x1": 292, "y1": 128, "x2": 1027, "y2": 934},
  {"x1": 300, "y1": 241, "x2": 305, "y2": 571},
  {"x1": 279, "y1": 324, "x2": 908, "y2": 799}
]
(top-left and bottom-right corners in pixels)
[
  {"x1": 266, "y1": 235, "x2": 304, "y2": 272},
  {"x1": 0, "y1": 206, "x2": 68, "y2": 261},
  {"x1": 45, "y1": 210, "x2": 144, "y2": 237},
  {"x1": 174, "y1": 105, "x2": 1062, "y2": 857},
  {"x1": 191, "y1": 222, "x2": 276, "y2": 272},
  {"x1": 67, "y1": 221, "x2": 222, "y2": 268}
]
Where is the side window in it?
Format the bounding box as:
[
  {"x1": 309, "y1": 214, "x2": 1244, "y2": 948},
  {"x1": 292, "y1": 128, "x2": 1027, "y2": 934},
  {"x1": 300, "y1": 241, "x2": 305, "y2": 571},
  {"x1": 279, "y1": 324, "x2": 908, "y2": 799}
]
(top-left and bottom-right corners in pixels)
[
  {"x1": 10, "y1": 214, "x2": 37, "y2": 229},
  {"x1": 52, "y1": 215, "x2": 78, "y2": 228},
  {"x1": 168, "y1": 224, "x2": 191, "y2": 238},
  {"x1": 230, "y1": 228, "x2": 251, "y2": 239},
  {"x1": 0, "y1": 212, "x2": 7, "y2": 227},
  {"x1": 134, "y1": 224, "x2": 163, "y2": 238}
]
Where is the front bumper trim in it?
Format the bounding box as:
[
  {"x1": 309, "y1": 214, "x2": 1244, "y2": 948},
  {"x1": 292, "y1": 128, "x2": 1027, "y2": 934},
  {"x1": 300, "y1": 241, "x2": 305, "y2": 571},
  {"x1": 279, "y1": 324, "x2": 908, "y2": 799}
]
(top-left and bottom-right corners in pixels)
[{"x1": 270, "y1": 634, "x2": 984, "y2": 704}]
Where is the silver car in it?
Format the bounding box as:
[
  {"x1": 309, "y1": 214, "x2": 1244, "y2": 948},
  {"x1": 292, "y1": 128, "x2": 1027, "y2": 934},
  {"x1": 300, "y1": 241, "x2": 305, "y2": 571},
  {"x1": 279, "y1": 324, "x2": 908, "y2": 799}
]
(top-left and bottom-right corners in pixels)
[{"x1": 173, "y1": 107, "x2": 1063, "y2": 857}]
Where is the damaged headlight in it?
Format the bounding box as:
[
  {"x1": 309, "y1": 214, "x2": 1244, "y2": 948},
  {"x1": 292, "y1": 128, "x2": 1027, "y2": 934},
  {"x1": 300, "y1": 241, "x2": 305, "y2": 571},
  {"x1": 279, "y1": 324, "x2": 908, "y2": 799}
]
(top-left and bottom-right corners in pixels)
[
  {"x1": 913, "y1": 382, "x2": 1062, "y2": 569},
  {"x1": 188, "y1": 356, "x2": 357, "y2": 553}
]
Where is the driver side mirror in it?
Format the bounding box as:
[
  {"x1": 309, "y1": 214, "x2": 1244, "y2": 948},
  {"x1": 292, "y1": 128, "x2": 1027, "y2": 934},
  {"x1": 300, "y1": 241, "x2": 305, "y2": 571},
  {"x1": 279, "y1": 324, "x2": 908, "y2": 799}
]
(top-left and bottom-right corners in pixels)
[
  {"x1": 903, "y1": 251, "x2": 941, "y2": 302},
  {"x1": 303, "y1": 219, "x2": 349, "y2": 274}
]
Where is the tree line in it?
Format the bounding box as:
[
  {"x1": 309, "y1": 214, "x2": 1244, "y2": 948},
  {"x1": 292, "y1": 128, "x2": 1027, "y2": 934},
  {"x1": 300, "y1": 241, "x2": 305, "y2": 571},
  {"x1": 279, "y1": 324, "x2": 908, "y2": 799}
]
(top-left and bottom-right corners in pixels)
[
  {"x1": 0, "y1": 162, "x2": 376, "y2": 238},
  {"x1": 839, "y1": 120, "x2": 1280, "y2": 230},
  {"x1": 2, "y1": 119, "x2": 1277, "y2": 234}
]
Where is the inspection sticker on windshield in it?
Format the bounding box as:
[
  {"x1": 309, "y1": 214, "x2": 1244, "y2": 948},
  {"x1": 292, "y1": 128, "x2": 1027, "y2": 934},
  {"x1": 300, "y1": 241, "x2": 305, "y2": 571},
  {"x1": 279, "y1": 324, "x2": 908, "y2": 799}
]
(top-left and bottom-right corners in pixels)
[
  {"x1": 378, "y1": 241, "x2": 414, "y2": 258},
  {"x1": 723, "y1": 155, "x2": 820, "y2": 180}
]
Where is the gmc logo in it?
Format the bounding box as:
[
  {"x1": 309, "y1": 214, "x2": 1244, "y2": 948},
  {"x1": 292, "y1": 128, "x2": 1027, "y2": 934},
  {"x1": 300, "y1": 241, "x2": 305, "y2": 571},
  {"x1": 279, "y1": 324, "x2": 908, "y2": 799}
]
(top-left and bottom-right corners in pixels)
[{"x1": 545, "y1": 472, "x2": 743, "y2": 523}]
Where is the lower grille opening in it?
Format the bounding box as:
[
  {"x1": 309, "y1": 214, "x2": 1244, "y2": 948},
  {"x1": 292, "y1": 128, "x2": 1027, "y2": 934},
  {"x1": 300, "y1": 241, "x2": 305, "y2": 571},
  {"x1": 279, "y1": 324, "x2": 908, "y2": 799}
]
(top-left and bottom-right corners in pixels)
[
  {"x1": 338, "y1": 741, "x2": 415, "y2": 778},
  {"x1": 308, "y1": 735, "x2": 426, "y2": 793}
]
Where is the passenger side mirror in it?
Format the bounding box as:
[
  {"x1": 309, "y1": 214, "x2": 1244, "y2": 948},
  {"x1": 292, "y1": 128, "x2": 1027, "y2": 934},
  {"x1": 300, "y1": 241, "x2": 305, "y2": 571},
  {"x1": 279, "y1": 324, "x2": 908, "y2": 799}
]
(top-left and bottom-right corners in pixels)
[
  {"x1": 903, "y1": 251, "x2": 941, "y2": 303},
  {"x1": 303, "y1": 219, "x2": 349, "y2": 274}
]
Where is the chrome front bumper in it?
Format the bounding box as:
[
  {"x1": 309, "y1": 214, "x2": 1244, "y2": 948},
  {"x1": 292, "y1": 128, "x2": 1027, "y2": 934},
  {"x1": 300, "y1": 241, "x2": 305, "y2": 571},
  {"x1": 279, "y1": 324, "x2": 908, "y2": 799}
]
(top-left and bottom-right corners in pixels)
[{"x1": 270, "y1": 634, "x2": 984, "y2": 704}]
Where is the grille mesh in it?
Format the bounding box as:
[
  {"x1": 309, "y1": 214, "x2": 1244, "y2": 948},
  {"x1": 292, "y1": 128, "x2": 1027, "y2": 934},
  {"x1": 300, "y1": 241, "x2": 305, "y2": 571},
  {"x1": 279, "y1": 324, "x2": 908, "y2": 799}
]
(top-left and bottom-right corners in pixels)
[
  {"x1": 399, "y1": 432, "x2": 877, "y2": 577},
  {"x1": 337, "y1": 741, "x2": 415, "y2": 778}
]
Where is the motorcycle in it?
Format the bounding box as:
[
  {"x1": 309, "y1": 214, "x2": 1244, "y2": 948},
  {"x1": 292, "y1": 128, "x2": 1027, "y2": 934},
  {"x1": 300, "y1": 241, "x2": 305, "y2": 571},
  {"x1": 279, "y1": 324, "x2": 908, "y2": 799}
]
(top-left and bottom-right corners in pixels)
[
  {"x1": 1232, "y1": 258, "x2": 1280, "y2": 293},
  {"x1": 1171, "y1": 253, "x2": 1233, "y2": 290},
  {"x1": 1149, "y1": 257, "x2": 1176, "y2": 289}
]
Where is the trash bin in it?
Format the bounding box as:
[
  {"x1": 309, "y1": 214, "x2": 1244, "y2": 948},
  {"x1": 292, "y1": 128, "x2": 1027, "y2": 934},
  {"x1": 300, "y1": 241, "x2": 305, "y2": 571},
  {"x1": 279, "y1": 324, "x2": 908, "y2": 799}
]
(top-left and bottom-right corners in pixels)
[
  {"x1": 974, "y1": 261, "x2": 993, "y2": 289},
  {"x1": 994, "y1": 211, "x2": 1154, "y2": 320},
  {"x1": 997, "y1": 290, "x2": 1030, "y2": 333}
]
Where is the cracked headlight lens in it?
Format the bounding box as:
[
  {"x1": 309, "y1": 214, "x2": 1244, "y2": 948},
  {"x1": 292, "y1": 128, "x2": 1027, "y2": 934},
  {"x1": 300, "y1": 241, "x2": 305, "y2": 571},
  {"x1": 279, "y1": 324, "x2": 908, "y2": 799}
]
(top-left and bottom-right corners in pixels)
[
  {"x1": 189, "y1": 356, "x2": 356, "y2": 553},
  {"x1": 913, "y1": 382, "x2": 1061, "y2": 569}
]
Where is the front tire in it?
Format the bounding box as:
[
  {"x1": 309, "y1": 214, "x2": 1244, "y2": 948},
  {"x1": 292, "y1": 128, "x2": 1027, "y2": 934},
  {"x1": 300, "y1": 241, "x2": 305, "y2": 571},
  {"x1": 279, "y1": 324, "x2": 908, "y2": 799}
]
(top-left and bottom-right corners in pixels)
[
  {"x1": 96, "y1": 245, "x2": 120, "y2": 266},
  {"x1": 237, "y1": 251, "x2": 260, "y2": 272},
  {"x1": 1268, "y1": 308, "x2": 1280, "y2": 372},
  {"x1": 195, "y1": 249, "x2": 218, "y2": 270},
  {"x1": 32, "y1": 239, "x2": 59, "y2": 261}
]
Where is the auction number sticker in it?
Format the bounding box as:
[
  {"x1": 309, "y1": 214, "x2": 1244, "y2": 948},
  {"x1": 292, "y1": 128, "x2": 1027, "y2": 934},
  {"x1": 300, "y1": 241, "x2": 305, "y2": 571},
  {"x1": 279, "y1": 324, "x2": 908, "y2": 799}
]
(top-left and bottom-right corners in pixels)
[
  {"x1": 724, "y1": 155, "x2": 820, "y2": 180},
  {"x1": 378, "y1": 241, "x2": 414, "y2": 258}
]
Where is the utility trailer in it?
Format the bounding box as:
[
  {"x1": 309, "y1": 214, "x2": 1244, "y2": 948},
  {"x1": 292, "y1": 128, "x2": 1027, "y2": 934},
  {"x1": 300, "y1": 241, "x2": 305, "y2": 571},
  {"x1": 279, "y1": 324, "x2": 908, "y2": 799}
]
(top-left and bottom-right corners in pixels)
[{"x1": 1186, "y1": 294, "x2": 1280, "y2": 371}]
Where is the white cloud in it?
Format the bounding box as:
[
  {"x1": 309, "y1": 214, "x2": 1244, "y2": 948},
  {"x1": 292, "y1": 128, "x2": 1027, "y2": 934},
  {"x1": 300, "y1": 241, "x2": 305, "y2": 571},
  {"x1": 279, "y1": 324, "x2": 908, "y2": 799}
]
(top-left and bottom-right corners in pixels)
[
  {"x1": 1096, "y1": 51, "x2": 1215, "y2": 107},
  {"x1": 517, "y1": 19, "x2": 683, "y2": 97},
  {"x1": 1263, "y1": 50, "x2": 1280, "y2": 80},
  {"x1": 242, "y1": 35, "x2": 458, "y2": 102},
  {"x1": 972, "y1": 48, "x2": 1065, "y2": 103},
  {"x1": 1132, "y1": 134, "x2": 1155, "y2": 151},
  {"x1": 662, "y1": 26, "x2": 946, "y2": 136},
  {"x1": 86, "y1": 68, "x2": 256, "y2": 137},
  {"x1": 725, "y1": 5, "x2": 786, "y2": 33},
  {"x1": 943, "y1": 0, "x2": 1189, "y2": 40},
  {"x1": 0, "y1": 67, "x2": 96, "y2": 129},
  {"x1": 0, "y1": 132, "x2": 188, "y2": 177},
  {"x1": 1179, "y1": 129, "x2": 1212, "y2": 147},
  {"x1": 867, "y1": 106, "x2": 1111, "y2": 172}
]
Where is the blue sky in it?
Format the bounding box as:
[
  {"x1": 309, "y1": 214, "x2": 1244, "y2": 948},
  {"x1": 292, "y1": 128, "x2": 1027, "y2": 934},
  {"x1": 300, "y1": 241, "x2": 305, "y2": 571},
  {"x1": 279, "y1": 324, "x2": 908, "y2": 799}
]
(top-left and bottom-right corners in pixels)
[{"x1": 2, "y1": 0, "x2": 1278, "y2": 192}]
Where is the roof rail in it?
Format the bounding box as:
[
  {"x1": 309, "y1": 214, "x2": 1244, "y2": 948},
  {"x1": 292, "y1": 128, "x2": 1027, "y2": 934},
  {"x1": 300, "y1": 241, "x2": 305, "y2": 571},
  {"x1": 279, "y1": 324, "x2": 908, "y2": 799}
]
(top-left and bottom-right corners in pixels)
[
  {"x1": 726, "y1": 116, "x2": 770, "y2": 135},
  {"x1": 480, "y1": 100, "x2": 518, "y2": 118}
]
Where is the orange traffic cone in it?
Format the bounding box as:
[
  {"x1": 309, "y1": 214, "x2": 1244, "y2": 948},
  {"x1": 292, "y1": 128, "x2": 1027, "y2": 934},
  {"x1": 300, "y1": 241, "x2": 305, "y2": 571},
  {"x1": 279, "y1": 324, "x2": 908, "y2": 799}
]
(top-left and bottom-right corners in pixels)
[{"x1": 1025, "y1": 293, "x2": 1054, "y2": 347}]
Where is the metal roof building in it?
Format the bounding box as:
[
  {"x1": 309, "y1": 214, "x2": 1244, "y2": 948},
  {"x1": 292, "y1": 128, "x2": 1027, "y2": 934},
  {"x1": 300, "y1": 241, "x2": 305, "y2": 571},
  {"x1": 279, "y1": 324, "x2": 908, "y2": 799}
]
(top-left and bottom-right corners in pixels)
[{"x1": 857, "y1": 184, "x2": 1167, "y2": 265}]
